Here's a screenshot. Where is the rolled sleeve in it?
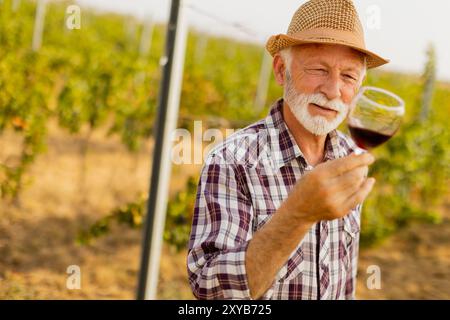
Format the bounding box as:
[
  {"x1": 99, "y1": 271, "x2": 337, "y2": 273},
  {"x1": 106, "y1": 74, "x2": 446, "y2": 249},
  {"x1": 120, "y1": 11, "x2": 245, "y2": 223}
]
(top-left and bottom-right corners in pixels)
[
  {"x1": 188, "y1": 240, "x2": 252, "y2": 299},
  {"x1": 187, "y1": 154, "x2": 254, "y2": 300}
]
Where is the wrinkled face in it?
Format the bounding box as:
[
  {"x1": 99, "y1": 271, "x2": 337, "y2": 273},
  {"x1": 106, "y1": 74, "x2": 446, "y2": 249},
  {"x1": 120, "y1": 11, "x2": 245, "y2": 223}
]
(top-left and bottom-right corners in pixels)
[{"x1": 279, "y1": 44, "x2": 366, "y2": 136}]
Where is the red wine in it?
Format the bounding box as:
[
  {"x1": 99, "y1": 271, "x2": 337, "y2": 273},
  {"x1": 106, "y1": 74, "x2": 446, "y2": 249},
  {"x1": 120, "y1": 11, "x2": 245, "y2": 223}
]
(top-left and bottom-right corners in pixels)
[{"x1": 348, "y1": 126, "x2": 393, "y2": 149}]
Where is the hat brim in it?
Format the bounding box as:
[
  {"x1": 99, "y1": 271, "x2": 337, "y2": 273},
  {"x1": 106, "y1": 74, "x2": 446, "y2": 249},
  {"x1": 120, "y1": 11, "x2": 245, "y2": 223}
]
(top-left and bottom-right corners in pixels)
[{"x1": 266, "y1": 33, "x2": 389, "y2": 69}]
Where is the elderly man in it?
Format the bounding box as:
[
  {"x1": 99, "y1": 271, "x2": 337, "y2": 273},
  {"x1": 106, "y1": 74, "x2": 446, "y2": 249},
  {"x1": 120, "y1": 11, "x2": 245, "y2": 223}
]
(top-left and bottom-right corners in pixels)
[{"x1": 187, "y1": 0, "x2": 389, "y2": 300}]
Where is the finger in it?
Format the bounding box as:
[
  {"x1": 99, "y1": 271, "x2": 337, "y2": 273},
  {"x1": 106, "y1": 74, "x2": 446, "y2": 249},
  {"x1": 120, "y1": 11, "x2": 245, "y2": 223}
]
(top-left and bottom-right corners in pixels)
[
  {"x1": 330, "y1": 166, "x2": 368, "y2": 194},
  {"x1": 319, "y1": 152, "x2": 374, "y2": 178},
  {"x1": 331, "y1": 167, "x2": 367, "y2": 206},
  {"x1": 343, "y1": 177, "x2": 376, "y2": 211}
]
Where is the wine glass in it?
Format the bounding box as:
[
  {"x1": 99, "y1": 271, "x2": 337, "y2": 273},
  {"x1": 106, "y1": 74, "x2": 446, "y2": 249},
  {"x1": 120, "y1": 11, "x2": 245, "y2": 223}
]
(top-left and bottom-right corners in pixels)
[{"x1": 347, "y1": 86, "x2": 405, "y2": 154}]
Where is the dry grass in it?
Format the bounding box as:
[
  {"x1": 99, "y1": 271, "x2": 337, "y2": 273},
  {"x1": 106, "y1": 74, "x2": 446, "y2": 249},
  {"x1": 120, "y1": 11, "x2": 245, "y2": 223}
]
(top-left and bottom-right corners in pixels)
[{"x1": 357, "y1": 213, "x2": 450, "y2": 299}]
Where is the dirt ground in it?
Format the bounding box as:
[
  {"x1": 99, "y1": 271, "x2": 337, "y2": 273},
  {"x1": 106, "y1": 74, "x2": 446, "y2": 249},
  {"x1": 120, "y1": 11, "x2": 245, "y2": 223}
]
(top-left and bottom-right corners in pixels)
[{"x1": 0, "y1": 126, "x2": 448, "y2": 299}]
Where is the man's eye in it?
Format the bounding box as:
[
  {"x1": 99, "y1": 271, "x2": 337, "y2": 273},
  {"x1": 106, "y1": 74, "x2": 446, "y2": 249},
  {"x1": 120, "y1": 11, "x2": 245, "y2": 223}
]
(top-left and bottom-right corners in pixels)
[{"x1": 344, "y1": 74, "x2": 357, "y2": 81}]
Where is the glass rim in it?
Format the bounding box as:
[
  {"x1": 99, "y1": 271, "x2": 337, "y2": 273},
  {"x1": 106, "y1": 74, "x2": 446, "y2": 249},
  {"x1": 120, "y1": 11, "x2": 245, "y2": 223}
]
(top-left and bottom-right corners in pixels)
[{"x1": 356, "y1": 86, "x2": 405, "y2": 114}]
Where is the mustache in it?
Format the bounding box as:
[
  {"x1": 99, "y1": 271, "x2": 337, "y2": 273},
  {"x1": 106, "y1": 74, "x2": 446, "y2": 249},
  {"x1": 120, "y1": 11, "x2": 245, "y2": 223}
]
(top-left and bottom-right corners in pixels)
[
  {"x1": 284, "y1": 71, "x2": 349, "y2": 113},
  {"x1": 306, "y1": 93, "x2": 348, "y2": 112}
]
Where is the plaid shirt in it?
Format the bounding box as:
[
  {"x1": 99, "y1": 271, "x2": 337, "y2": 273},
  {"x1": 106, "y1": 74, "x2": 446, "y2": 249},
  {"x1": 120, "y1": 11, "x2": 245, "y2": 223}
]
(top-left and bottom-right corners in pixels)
[{"x1": 187, "y1": 99, "x2": 362, "y2": 300}]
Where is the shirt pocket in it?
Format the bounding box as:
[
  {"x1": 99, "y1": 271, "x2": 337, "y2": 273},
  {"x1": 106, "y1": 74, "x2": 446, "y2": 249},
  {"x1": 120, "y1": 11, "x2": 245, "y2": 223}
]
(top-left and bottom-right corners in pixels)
[
  {"x1": 343, "y1": 209, "x2": 361, "y2": 246},
  {"x1": 342, "y1": 209, "x2": 361, "y2": 268}
]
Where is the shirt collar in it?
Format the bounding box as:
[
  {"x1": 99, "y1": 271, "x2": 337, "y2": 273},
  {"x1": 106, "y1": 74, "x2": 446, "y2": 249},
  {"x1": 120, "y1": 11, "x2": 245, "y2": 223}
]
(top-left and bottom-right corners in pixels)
[{"x1": 264, "y1": 98, "x2": 346, "y2": 169}]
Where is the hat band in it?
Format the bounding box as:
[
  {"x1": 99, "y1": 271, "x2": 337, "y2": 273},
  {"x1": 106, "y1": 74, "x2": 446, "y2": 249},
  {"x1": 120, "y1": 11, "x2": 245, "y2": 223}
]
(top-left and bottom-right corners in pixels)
[{"x1": 288, "y1": 28, "x2": 366, "y2": 49}]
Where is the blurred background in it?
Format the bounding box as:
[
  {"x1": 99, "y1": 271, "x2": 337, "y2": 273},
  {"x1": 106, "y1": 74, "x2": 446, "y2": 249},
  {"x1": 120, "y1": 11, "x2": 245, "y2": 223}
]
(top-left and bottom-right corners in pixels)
[{"x1": 0, "y1": 0, "x2": 448, "y2": 299}]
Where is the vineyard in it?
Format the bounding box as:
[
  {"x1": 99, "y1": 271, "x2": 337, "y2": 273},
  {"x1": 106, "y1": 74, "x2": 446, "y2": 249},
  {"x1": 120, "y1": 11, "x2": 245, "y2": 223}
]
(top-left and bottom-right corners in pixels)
[{"x1": 0, "y1": 0, "x2": 449, "y2": 299}]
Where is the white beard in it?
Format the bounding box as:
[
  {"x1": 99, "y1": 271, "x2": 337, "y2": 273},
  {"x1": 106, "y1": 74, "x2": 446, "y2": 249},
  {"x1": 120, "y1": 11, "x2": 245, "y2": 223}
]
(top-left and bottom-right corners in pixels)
[{"x1": 283, "y1": 70, "x2": 350, "y2": 136}]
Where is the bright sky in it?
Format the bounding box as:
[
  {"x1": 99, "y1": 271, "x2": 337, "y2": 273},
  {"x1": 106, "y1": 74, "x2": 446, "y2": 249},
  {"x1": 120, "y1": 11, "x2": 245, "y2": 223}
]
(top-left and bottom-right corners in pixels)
[{"x1": 76, "y1": 0, "x2": 450, "y2": 81}]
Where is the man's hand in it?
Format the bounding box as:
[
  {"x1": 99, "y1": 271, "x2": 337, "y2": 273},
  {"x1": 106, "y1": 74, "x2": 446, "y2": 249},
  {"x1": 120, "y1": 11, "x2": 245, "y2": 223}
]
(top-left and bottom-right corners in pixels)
[{"x1": 284, "y1": 152, "x2": 376, "y2": 223}]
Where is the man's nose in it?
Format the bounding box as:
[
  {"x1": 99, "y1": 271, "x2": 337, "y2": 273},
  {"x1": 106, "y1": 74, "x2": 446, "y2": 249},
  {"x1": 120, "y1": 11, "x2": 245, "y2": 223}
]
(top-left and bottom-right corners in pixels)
[{"x1": 320, "y1": 74, "x2": 341, "y2": 101}]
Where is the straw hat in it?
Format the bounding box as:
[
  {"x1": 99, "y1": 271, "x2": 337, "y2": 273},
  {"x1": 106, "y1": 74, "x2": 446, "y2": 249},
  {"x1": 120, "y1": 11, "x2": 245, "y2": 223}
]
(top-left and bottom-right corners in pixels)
[{"x1": 266, "y1": 0, "x2": 389, "y2": 68}]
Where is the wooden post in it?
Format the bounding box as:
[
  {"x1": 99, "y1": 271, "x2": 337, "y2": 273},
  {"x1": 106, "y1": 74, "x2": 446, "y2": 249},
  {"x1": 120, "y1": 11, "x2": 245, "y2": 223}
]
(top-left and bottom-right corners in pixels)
[
  {"x1": 12, "y1": 0, "x2": 21, "y2": 12},
  {"x1": 194, "y1": 33, "x2": 208, "y2": 63},
  {"x1": 32, "y1": 0, "x2": 47, "y2": 51},
  {"x1": 139, "y1": 14, "x2": 155, "y2": 58},
  {"x1": 254, "y1": 50, "x2": 272, "y2": 111}
]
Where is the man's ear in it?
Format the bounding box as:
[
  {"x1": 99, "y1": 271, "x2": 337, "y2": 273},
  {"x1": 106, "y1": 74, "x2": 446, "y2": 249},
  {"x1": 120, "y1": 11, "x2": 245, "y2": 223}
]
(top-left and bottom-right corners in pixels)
[{"x1": 273, "y1": 54, "x2": 286, "y2": 86}]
